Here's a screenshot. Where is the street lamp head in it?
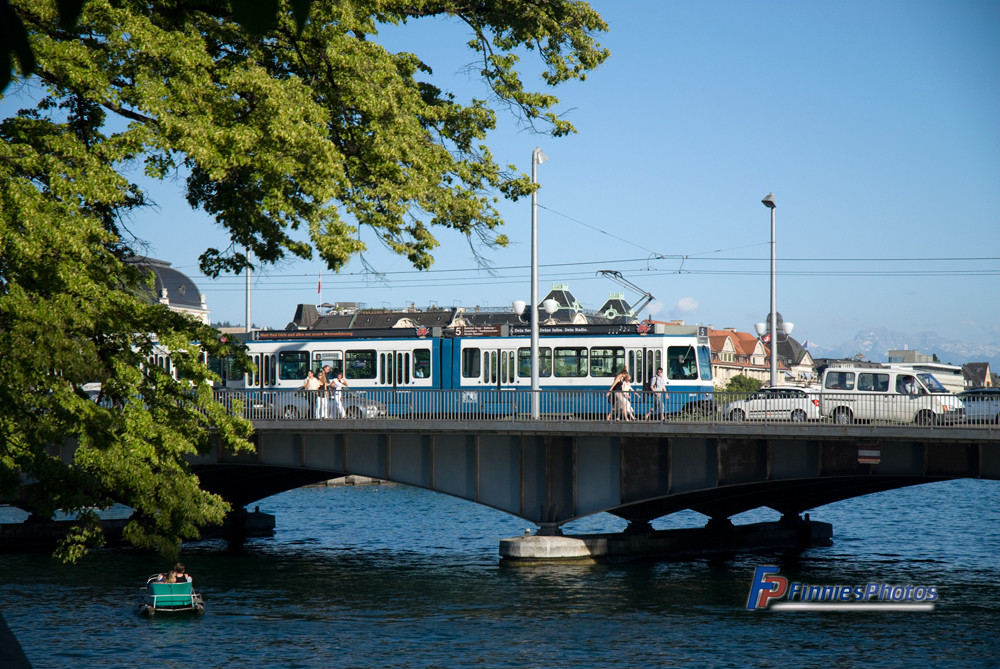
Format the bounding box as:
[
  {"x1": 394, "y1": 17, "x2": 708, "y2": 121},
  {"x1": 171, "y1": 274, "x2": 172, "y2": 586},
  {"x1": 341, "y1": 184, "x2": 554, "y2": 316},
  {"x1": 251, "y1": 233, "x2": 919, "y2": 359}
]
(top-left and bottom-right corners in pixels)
[
  {"x1": 542, "y1": 298, "x2": 559, "y2": 315},
  {"x1": 512, "y1": 299, "x2": 527, "y2": 317},
  {"x1": 761, "y1": 192, "x2": 776, "y2": 209},
  {"x1": 754, "y1": 322, "x2": 767, "y2": 337},
  {"x1": 782, "y1": 321, "x2": 795, "y2": 336},
  {"x1": 533, "y1": 147, "x2": 549, "y2": 165}
]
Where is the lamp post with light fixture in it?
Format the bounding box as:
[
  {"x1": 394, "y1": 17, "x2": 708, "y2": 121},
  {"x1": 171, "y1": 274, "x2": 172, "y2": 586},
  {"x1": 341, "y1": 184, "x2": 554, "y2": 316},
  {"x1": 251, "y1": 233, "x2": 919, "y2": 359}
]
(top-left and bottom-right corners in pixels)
[
  {"x1": 529, "y1": 147, "x2": 548, "y2": 419},
  {"x1": 761, "y1": 193, "x2": 777, "y2": 386}
]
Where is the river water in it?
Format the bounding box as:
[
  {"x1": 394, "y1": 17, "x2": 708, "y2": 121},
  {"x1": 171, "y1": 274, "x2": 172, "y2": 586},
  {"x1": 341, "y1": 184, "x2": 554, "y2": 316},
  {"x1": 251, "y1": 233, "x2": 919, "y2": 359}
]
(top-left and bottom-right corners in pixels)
[{"x1": 1, "y1": 478, "x2": 998, "y2": 668}]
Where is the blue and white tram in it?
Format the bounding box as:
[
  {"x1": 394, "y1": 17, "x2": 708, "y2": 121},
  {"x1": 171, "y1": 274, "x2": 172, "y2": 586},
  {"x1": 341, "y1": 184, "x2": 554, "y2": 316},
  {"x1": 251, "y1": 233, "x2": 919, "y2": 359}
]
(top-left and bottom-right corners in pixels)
[
  {"x1": 449, "y1": 323, "x2": 713, "y2": 417},
  {"x1": 221, "y1": 322, "x2": 714, "y2": 418}
]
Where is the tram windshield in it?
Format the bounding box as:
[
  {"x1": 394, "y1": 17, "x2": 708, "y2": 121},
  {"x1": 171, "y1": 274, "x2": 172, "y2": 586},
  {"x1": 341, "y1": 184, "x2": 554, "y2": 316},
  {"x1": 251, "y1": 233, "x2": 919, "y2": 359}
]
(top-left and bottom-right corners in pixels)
[{"x1": 667, "y1": 346, "x2": 698, "y2": 380}]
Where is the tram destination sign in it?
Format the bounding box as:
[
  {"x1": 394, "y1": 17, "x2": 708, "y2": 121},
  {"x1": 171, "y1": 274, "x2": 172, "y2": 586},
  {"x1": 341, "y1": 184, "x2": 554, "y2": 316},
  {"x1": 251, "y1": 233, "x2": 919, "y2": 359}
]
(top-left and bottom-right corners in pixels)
[
  {"x1": 449, "y1": 325, "x2": 504, "y2": 337},
  {"x1": 508, "y1": 324, "x2": 650, "y2": 337}
]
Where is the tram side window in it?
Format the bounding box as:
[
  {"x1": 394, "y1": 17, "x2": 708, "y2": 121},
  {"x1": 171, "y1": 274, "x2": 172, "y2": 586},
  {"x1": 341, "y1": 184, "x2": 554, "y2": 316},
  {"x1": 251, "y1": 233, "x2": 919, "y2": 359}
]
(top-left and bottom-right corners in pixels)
[
  {"x1": 590, "y1": 347, "x2": 624, "y2": 377},
  {"x1": 314, "y1": 352, "x2": 344, "y2": 376},
  {"x1": 413, "y1": 349, "x2": 430, "y2": 378},
  {"x1": 697, "y1": 346, "x2": 713, "y2": 381},
  {"x1": 554, "y1": 347, "x2": 588, "y2": 377},
  {"x1": 462, "y1": 348, "x2": 481, "y2": 378},
  {"x1": 346, "y1": 350, "x2": 377, "y2": 379},
  {"x1": 278, "y1": 352, "x2": 310, "y2": 380},
  {"x1": 517, "y1": 347, "x2": 552, "y2": 377},
  {"x1": 667, "y1": 346, "x2": 698, "y2": 380}
]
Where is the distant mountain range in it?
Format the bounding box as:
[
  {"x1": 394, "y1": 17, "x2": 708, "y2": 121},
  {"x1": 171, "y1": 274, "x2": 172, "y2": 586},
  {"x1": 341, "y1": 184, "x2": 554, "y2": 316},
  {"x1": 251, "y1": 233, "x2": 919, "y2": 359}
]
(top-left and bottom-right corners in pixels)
[{"x1": 803, "y1": 327, "x2": 1000, "y2": 369}]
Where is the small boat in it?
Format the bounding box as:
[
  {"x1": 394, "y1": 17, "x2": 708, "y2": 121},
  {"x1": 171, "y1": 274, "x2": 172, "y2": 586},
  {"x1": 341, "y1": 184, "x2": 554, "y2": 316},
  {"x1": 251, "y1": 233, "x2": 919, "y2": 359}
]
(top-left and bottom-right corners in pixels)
[{"x1": 137, "y1": 575, "x2": 205, "y2": 617}]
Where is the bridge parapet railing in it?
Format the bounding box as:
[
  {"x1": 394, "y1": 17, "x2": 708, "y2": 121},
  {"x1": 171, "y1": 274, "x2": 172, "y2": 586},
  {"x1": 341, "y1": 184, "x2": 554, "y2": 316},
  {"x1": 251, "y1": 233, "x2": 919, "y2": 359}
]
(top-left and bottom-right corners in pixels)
[{"x1": 212, "y1": 388, "x2": 994, "y2": 428}]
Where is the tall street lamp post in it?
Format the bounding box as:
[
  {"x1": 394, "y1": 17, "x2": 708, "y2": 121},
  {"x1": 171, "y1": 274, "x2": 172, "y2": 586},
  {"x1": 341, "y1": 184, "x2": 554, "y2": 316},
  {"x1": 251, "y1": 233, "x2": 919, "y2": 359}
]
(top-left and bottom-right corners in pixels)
[
  {"x1": 245, "y1": 247, "x2": 252, "y2": 334},
  {"x1": 762, "y1": 192, "x2": 777, "y2": 386},
  {"x1": 530, "y1": 147, "x2": 548, "y2": 419}
]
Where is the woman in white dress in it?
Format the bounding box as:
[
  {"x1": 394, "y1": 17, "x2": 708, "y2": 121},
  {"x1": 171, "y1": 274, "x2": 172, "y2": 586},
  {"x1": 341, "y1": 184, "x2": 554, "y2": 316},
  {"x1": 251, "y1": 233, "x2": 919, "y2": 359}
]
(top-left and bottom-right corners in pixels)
[{"x1": 619, "y1": 372, "x2": 636, "y2": 421}]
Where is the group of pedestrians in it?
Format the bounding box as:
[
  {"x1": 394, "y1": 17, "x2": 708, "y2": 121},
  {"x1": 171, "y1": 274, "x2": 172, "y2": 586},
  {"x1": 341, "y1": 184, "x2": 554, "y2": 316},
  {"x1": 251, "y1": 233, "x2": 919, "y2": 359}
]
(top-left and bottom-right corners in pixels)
[
  {"x1": 606, "y1": 367, "x2": 667, "y2": 422},
  {"x1": 303, "y1": 365, "x2": 348, "y2": 419}
]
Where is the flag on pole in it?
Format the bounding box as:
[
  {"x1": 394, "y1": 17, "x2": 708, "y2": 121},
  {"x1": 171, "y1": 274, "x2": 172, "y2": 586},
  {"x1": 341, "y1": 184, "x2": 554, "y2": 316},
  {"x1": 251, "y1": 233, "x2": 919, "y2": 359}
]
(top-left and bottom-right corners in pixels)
[{"x1": 317, "y1": 271, "x2": 322, "y2": 295}]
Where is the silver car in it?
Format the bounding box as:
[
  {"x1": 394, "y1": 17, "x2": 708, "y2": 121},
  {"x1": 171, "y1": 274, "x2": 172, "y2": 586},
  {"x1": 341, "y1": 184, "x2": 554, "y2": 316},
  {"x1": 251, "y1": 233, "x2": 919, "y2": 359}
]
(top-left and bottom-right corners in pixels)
[
  {"x1": 957, "y1": 388, "x2": 1000, "y2": 425},
  {"x1": 725, "y1": 386, "x2": 822, "y2": 422}
]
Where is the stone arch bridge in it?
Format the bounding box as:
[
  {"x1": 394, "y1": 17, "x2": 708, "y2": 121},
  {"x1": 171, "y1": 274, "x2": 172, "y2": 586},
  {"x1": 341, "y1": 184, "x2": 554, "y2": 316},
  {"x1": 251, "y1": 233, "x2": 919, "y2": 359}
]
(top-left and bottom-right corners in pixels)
[{"x1": 191, "y1": 421, "x2": 1000, "y2": 539}]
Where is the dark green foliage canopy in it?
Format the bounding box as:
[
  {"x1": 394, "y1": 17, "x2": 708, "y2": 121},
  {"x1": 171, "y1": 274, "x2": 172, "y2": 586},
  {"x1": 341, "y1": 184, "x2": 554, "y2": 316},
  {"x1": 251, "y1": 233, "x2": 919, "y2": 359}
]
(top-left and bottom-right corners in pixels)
[{"x1": 0, "y1": 0, "x2": 607, "y2": 560}]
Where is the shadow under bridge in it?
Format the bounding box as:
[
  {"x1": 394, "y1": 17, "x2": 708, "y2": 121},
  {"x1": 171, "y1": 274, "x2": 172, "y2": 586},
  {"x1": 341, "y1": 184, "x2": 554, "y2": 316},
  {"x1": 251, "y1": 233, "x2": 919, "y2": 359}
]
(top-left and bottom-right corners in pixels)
[{"x1": 190, "y1": 421, "x2": 1000, "y2": 534}]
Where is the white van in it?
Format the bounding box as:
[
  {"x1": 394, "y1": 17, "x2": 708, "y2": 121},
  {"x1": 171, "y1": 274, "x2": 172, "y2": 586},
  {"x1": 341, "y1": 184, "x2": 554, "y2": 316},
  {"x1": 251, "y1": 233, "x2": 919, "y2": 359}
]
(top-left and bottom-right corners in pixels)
[{"x1": 819, "y1": 365, "x2": 964, "y2": 425}]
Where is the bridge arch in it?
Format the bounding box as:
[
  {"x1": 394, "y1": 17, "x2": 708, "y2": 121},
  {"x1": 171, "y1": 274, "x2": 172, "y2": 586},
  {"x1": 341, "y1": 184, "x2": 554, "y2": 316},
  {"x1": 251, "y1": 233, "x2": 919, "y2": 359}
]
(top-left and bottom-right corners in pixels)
[{"x1": 189, "y1": 421, "x2": 1000, "y2": 534}]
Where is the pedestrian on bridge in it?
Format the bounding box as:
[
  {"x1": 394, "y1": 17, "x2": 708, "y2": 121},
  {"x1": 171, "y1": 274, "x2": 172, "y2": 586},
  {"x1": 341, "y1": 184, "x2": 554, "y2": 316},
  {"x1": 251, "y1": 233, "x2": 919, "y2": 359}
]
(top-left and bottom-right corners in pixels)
[
  {"x1": 645, "y1": 367, "x2": 666, "y2": 421},
  {"x1": 303, "y1": 369, "x2": 323, "y2": 419},
  {"x1": 317, "y1": 365, "x2": 333, "y2": 419},
  {"x1": 607, "y1": 368, "x2": 634, "y2": 422},
  {"x1": 332, "y1": 371, "x2": 348, "y2": 419}
]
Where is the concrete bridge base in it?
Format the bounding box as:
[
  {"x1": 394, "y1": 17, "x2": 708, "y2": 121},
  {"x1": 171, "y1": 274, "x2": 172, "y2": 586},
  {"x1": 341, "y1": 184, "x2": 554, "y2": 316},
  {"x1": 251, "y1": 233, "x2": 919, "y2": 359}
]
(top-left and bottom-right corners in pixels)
[{"x1": 499, "y1": 516, "x2": 833, "y2": 564}]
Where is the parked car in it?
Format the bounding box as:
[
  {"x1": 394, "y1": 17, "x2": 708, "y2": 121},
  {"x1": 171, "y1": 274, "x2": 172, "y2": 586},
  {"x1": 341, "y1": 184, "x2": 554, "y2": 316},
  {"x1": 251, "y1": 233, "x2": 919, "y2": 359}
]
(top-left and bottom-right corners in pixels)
[
  {"x1": 957, "y1": 388, "x2": 1000, "y2": 425},
  {"x1": 724, "y1": 386, "x2": 822, "y2": 422},
  {"x1": 819, "y1": 366, "x2": 963, "y2": 425},
  {"x1": 267, "y1": 389, "x2": 388, "y2": 420}
]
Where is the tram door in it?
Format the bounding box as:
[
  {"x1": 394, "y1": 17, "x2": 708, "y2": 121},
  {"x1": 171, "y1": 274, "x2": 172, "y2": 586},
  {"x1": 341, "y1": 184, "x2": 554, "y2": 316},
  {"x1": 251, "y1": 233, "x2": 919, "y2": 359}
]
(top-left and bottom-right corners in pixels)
[
  {"x1": 379, "y1": 349, "x2": 414, "y2": 416},
  {"x1": 628, "y1": 347, "x2": 662, "y2": 414},
  {"x1": 481, "y1": 346, "x2": 518, "y2": 416}
]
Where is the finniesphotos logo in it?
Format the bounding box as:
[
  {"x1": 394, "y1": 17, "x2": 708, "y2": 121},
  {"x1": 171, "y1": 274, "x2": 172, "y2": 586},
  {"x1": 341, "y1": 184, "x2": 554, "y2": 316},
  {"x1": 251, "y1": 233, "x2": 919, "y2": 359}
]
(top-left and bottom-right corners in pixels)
[{"x1": 747, "y1": 566, "x2": 938, "y2": 611}]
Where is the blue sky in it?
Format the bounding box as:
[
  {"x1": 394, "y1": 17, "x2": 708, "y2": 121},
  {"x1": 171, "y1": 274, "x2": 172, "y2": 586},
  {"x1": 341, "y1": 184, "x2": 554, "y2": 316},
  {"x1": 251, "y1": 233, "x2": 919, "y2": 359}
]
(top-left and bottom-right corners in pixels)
[{"x1": 5, "y1": 1, "x2": 999, "y2": 351}]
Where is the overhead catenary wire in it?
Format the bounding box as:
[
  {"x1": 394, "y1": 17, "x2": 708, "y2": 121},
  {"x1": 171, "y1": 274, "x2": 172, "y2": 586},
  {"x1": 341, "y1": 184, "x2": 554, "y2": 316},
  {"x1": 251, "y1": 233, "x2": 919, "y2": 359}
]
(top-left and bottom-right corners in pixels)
[
  {"x1": 184, "y1": 255, "x2": 1000, "y2": 292},
  {"x1": 171, "y1": 201, "x2": 999, "y2": 292}
]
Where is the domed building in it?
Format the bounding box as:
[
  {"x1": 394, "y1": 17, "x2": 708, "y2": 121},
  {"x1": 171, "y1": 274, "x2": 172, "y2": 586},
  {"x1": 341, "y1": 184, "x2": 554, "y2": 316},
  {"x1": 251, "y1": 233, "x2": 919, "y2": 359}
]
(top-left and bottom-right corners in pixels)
[{"x1": 131, "y1": 257, "x2": 210, "y2": 324}]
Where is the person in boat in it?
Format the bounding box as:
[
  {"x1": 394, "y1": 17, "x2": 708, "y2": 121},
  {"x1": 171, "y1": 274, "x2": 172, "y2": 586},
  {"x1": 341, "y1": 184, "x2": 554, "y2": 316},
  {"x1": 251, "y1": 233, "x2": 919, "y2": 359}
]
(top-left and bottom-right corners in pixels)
[{"x1": 158, "y1": 562, "x2": 192, "y2": 584}]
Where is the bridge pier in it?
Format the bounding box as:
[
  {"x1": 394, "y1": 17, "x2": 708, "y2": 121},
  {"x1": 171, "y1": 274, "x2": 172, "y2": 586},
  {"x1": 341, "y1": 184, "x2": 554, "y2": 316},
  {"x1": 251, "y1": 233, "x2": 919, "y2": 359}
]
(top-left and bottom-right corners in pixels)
[
  {"x1": 536, "y1": 523, "x2": 564, "y2": 536},
  {"x1": 499, "y1": 515, "x2": 833, "y2": 564}
]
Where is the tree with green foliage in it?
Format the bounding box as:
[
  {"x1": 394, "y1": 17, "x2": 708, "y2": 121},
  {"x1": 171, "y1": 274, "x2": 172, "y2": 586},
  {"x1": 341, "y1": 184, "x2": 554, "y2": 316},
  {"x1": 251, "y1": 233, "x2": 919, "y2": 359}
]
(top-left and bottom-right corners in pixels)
[
  {"x1": 0, "y1": 1, "x2": 608, "y2": 560},
  {"x1": 723, "y1": 374, "x2": 763, "y2": 394}
]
